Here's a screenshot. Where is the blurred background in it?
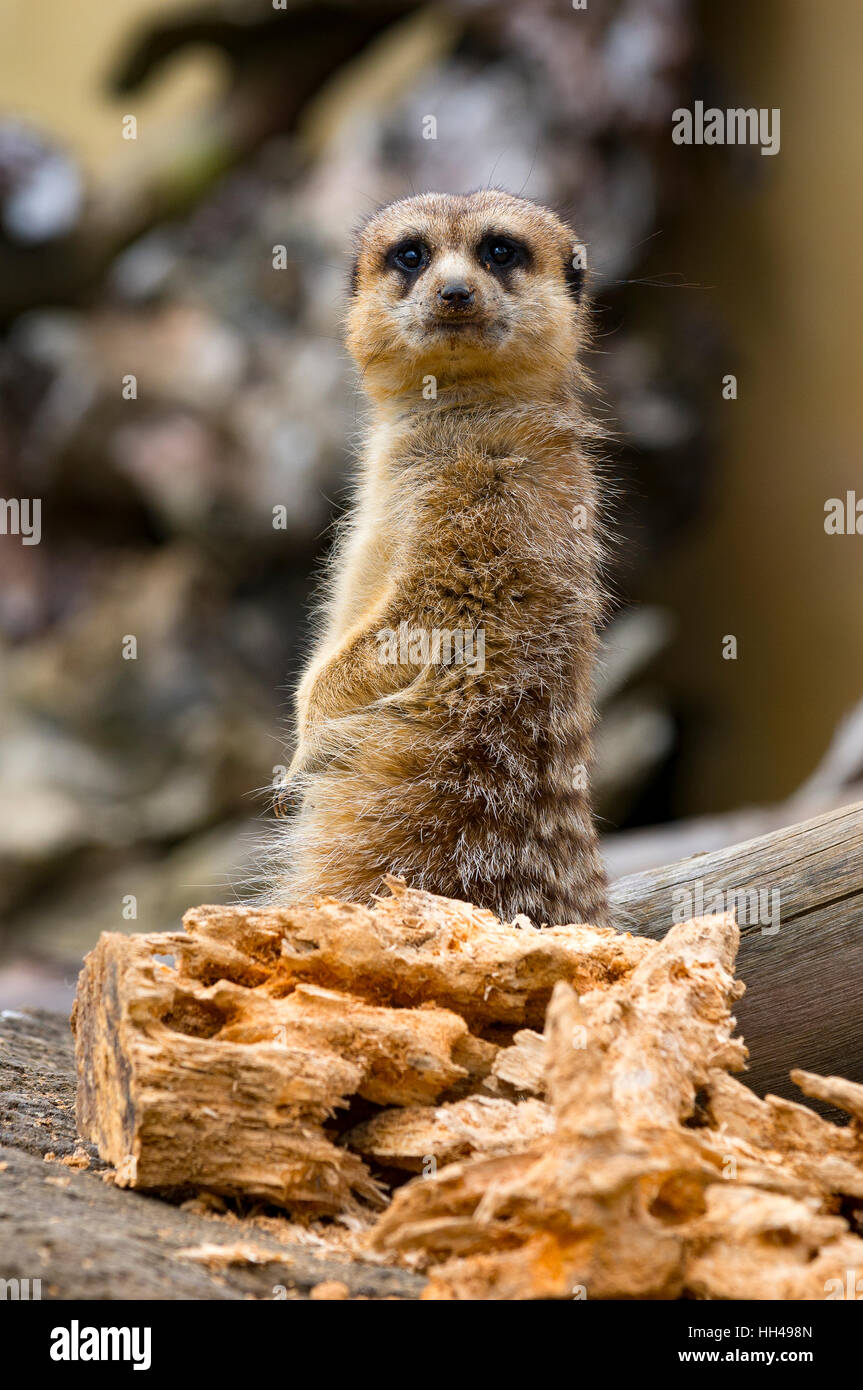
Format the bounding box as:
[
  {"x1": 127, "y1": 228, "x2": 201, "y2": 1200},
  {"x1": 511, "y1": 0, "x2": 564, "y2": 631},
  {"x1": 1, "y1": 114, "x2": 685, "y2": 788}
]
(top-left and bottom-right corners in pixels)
[{"x1": 1, "y1": 0, "x2": 862, "y2": 1009}]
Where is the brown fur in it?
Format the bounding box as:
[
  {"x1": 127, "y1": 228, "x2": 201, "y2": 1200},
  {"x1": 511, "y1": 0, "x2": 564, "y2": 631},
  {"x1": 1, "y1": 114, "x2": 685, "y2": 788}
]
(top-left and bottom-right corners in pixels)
[{"x1": 273, "y1": 190, "x2": 610, "y2": 926}]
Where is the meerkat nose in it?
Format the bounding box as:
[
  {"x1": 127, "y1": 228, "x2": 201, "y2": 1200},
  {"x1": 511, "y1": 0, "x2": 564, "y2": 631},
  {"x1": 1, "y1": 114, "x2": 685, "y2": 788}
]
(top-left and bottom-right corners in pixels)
[{"x1": 438, "y1": 282, "x2": 475, "y2": 306}]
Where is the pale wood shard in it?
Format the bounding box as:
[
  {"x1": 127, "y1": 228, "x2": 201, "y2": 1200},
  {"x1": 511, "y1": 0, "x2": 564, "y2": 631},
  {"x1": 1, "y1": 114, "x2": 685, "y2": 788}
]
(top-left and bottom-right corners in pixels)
[
  {"x1": 488, "y1": 1029, "x2": 546, "y2": 1096},
  {"x1": 347, "y1": 1096, "x2": 554, "y2": 1171},
  {"x1": 790, "y1": 1068, "x2": 863, "y2": 1124},
  {"x1": 174, "y1": 1242, "x2": 287, "y2": 1269}
]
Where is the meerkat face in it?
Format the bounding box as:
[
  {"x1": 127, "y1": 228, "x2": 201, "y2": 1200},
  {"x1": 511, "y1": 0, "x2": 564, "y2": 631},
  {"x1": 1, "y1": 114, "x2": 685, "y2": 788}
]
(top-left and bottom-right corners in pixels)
[{"x1": 346, "y1": 190, "x2": 587, "y2": 401}]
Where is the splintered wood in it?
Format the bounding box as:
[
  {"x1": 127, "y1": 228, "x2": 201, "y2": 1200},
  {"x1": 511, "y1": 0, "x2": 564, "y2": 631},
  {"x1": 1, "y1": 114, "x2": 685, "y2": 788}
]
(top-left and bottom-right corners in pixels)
[
  {"x1": 372, "y1": 915, "x2": 863, "y2": 1300},
  {"x1": 73, "y1": 879, "x2": 863, "y2": 1299},
  {"x1": 73, "y1": 881, "x2": 645, "y2": 1217}
]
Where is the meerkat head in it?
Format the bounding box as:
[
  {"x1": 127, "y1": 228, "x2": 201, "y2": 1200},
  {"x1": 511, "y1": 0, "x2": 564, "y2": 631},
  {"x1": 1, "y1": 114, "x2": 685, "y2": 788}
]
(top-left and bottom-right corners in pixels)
[{"x1": 345, "y1": 190, "x2": 588, "y2": 403}]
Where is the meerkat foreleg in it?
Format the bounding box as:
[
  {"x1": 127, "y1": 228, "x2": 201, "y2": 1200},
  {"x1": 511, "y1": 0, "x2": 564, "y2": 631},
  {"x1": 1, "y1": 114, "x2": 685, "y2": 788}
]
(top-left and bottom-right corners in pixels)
[{"x1": 288, "y1": 583, "x2": 429, "y2": 780}]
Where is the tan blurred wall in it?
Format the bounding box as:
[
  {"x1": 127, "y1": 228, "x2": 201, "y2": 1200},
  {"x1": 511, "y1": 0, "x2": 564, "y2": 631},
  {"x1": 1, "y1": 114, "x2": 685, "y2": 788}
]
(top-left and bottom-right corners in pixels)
[
  {"x1": 645, "y1": 0, "x2": 863, "y2": 811},
  {"x1": 0, "y1": 0, "x2": 223, "y2": 171}
]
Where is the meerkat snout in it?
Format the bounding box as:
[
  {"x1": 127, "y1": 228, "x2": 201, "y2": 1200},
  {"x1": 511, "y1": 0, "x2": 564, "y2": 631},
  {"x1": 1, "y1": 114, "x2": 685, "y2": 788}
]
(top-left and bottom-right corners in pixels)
[
  {"x1": 437, "y1": 281, "x2": 475, "y2": 308},
  {"x1": 427, "y1": 250, "x2": 479, "y2": 318}
]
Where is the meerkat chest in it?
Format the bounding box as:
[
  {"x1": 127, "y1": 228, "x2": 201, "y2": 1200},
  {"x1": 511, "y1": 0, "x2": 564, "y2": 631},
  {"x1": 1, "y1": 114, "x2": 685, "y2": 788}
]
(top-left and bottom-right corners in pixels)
[{"x1": 374, "y1": 463, "x2": 590, "y2": 656}]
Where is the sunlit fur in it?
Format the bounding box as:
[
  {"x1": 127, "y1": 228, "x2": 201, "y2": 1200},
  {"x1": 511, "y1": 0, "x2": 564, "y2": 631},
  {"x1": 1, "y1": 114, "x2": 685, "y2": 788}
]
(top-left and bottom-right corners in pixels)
[{"x1": 272, "y1": 190, "x2": 610, "y2": 927}]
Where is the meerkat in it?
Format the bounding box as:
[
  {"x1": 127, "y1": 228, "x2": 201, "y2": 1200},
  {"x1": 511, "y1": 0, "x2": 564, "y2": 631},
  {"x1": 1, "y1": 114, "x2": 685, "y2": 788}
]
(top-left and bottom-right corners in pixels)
[{"x1": 274, "y1": 189, "x2": 610, "y2": 927}]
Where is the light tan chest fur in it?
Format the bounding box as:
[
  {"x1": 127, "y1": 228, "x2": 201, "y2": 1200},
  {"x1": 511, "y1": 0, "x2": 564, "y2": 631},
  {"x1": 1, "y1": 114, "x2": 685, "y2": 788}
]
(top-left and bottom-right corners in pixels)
[{"x1": 279, "y1": 393, "x2": 609, "y2": 925}]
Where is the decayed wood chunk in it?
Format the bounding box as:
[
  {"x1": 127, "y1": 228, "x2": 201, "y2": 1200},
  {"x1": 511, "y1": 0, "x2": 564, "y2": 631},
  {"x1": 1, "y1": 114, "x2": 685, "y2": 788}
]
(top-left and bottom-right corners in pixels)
[
  {"x1": 74, "y1": 932, "x2": 381, "y2": 1212},
  {"x1": 372, "y1": 916, "x2": 747, "y2": 1294},
  {"x1": 73, "y1": 930, "x2": 491, "y2": 1213},
  {"x1": 181, "y1": 877, "x2": 653, "y2": 1030},
  {"x1": 74, "y1": 883, "x2": 647, "y2": 1215},
  {"x1": 370, "y1": 914, "x2": 863, "y2": 1300},
  {"x1": 705, "y1": 1071, "x2": 863, "y2": 1198},
  {"x1": 487, "y1": 1030, "x2": 547, "y2": 1097},
  {"x1": 684, "y1": 1188, "x2": 863, "y2": 1300}
]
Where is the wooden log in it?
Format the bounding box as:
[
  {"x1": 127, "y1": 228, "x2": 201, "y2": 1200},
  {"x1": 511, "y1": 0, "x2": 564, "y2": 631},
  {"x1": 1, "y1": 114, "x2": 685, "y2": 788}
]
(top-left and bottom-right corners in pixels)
[{"x1": 610, "y1": 799, "x2": 863, "y2": 1099}]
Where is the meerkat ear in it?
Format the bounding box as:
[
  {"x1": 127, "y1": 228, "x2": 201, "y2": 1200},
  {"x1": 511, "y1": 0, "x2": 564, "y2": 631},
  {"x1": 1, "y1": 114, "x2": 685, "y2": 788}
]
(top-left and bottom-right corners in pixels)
[{"x1": 565, "y1": 242, "x2": 587, "y2": 303}]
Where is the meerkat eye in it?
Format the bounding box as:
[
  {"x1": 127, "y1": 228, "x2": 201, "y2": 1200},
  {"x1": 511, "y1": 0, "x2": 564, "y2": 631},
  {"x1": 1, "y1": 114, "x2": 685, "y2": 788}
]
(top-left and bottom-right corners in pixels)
[
  {"x1": 478, "y1": 235, "x2": 526, "y2": 271},
  {"x1": 388, "y1": 239, "x2": 429, "y2": 273}
]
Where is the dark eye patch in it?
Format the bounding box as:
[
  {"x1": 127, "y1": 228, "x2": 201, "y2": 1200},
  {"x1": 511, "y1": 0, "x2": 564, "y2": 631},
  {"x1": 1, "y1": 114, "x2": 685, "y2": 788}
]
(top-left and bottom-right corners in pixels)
[
  {"x1": 477, "y1": 233, "x2": 530, "y2": 275},
  {"x1": 386, "y1": 238, "x2": 430, "y2": 275},
  {"x1": 564, "y1": 246, "x2": 587, "y2": 303}
]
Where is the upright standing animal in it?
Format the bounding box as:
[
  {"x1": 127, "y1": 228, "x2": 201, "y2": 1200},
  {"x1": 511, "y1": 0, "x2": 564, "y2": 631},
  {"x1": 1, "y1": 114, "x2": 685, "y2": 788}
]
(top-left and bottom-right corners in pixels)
[{"x1": 275, "y1": 190, "x2": 610, "y2": 926}]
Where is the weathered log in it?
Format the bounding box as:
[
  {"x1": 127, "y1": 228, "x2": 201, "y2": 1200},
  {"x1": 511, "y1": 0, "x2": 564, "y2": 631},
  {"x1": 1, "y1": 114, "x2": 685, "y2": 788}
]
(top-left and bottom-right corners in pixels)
[{"x1": 610, "y1": 798, "x2": 863, "y2": 1098}]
